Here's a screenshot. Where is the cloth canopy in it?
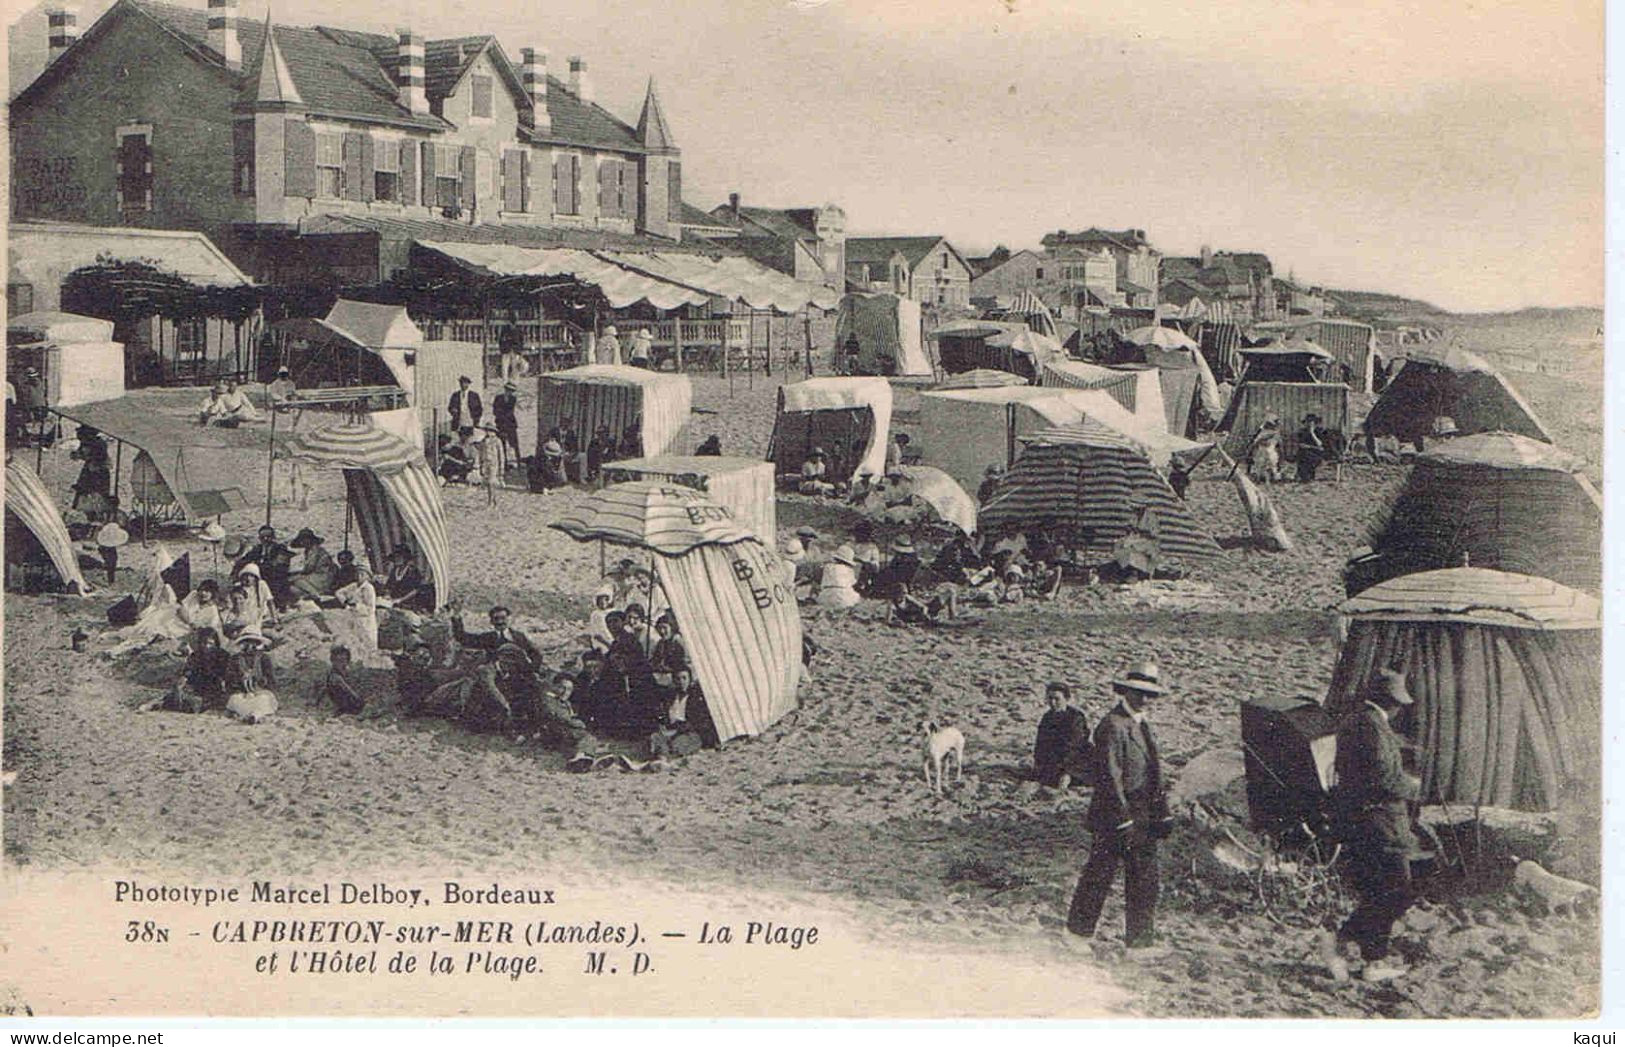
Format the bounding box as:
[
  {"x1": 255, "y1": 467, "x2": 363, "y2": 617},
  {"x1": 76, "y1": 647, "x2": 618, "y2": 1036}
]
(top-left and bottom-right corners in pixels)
[
  {"x1": 550, "y1": 479, "x2": 755, "y2": 555},
  {"x1": 1352, "y1": 432, "x2": 1601, "y2": 595},
  {"x1": 774, "y1": 377, "x2": 893, "y2": 480},
  {"x1": 979, "y1": 420, "x2": 1219, "y2": 561},
  {"x1": 934, "y1": 369, "x2": 1028, "y2": 391},
  {"x1": 861, "y1": 465, "x2": 978, "y2": 534},
  {"x1": 538, "y1": 365, "x2": 692, "y2": 460},
  {"x1": 416, "y1": 240, "x2": 836, "y2": 313},
  {"x1": 932, "y1": 321, "x2": 1065, "y2": 381},
  {"x1": 280, "y1": 422, "x2": 450, "y2": 610},
  {"x1": 552, "y1": 481, "x2": 802, "y2": 741},
  {"x1": 833, "y1": 293, "x2": 931, "y2": 376},
  {"x1": 7, "y1": 311, "x2": 115, "y2": 344},
  {"x1": 1127, "y1": 325, "x2": 1198, "y2": 350},
  {"x1": 322, "y1": 300, "x2": 424, "y2": 348},
  {"x1": 1000, "y1": 291, "x2": 1058, "y2": 338},
  {"x1": 49, "y1": 400, "x2": 247, "y2": 521},
  {"x1": 4, "y1": 458, "x2": 89, "y2": 593},
  {"x1": 1219, "y1": 382, "x2": 1351, "y2": 460},
  {"x1": 1329, "y1": 568, "x2": 1600, "y2": 811},
  {"x1": 1363, "y1": 345, "x2": 1551, "y2": 443}
]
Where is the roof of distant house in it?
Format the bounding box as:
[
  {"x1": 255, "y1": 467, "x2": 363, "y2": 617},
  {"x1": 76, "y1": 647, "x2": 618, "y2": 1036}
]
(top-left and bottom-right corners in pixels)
[
  {"x1": 969, "y1": 249, "x2": 1042, "y2": 282},
  {"x1": 17, "y1": 0, "x2": 649, "y2": 153},
  {"x1": 1040, "y1": 227, "x2": 1153, "y2": 251},
  {"x1": 725, "y1": 236, "x2": 801, "y2": 275},
  {"x1": 678, "y1": 202, "x2": 735, "y2": 230},
  {"x1": 846, "y1": 236, "x2": 957, "y2": 270},
  {"x1": 1215, "y1": 251, "x2": 1273, "y2": 278},
  {"x1": 1161, "y1": 256, "x2": 1202, "y2": 279}
]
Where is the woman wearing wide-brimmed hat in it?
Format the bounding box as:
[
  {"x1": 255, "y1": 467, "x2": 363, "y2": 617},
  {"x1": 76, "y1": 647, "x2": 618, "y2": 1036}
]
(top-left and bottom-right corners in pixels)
[
  {"x1": 225, "y1": 629, "x2": 278, "y2": 723},
  {"x1": 815, "y1": 544, "x2": 862, "y2": 609},
  {"x1": 288, "y1": 528, "x2": 338, "y2": 601}
]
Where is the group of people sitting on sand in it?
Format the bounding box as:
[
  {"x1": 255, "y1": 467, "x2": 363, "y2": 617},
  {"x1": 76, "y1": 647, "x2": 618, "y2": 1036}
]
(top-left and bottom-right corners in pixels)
[
  {"x1": 777, "y1": 519, "x2": 1066, "y2": 626},
  {"x1": 526, "y1": 415, "x2": 646, "y2": 493},
  {"x1": 793, "y1": 432, "x2": 913, "y2": 500},
  {"x1": 197, "y1": 380, "x2": 261, "y2": 427}
]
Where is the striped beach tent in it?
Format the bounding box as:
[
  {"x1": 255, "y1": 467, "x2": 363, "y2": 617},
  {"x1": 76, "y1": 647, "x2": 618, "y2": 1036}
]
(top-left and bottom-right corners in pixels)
[
  {"x1": 1364, "y1": 345, "x2": 1551, "y2": 444},
  {"x1": 978, "y1": 420, "x2": 1219, "y2": 561},
  {"x1": 4, "y1": 458, "x2": 90, "y2": 594},
  {"x1": 279, "y1": 422, "x2": 451, "y2": 610},
  {"x1": 551, "y1": 481, "x2": 801, "y2": 742},
  {"x1": 1328, "y1": 568, "x2": 1600, "y2": 811}
]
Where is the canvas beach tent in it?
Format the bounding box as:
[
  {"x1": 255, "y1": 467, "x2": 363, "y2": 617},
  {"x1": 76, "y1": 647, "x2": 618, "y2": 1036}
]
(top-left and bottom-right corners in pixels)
[
  {"x1": 552, "y1": 481, "x2": 802, "y2": 743},
  {"x1": 1234, "y1": 342, "x2": 1336, "y2": 384},
  {"x1": 833, "y1": 293, "x2": 931, "y2": 377},
  {"x1": 1105, "y1": 337, "x2": 1223, "y2": 436},
  {"x1": 1252, "y1": 318, "x2": 1378, "y2": 392},
  {"x1": 768, "y1": 377, "x2": 893, "y2": 483},
  {"x1": 917, "y1": 385, "x2": 1168, "y2": 496},
  {"x1": 932, "y1": 320, "x2": 1066, "y2": 381},
  {"x1": 1327, "y1": 568, "x2": 1601, "y2": 812},
  {"x1": 1345, "y1": 432, "x2": 1601, "y2": 596},
  {"x1": 1040, "y1": 360, "x2": 1169, "y2": 435},
  {"x1": 4, "y1": 457, "x2": 91, "y2": 594},
  {"x1": 933, "y1": 369, "x2": 1028, "y2": 391},
  {"x1": 6, "y1": 311, "x2": 125, "y2": 408},
  {"x1": 602, "y1": 456, "x2": 777, "y2": 545},
  {"x1": 1362, "y1": 345, "x2": 1551, "y2": 445},
  {"x1": 977, "y1": 420, "x2": 1220, "y2": 563},
  {"x1": 279, "y1": 422, "x2": 452, "y2": 611},
  {"x1": 537, "y1": 365, "x2": 692, "y2": 461},
  {"x1": 1218, "y1": 381, "x2": 1352, "y2": 461},
  {"x1": 995, "y1": 290, "x2": 1058, "y2": 339}
]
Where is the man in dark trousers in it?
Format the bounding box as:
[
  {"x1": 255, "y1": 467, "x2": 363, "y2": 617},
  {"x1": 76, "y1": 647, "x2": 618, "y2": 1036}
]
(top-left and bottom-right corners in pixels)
[
  {"x1": 492, "y1": 381, "x2": 521, "y2": 464},
  {"x1": 1067, "y1": 661, "x2": 1173, "y2": 948},
  {"x1": 1321, "y1": 668, "x2": 1421, "y2": 983},
  {"x1": 1034, "y1": 681, "x2": 1091, "y2": 789},
  {"x1": 234, "y1": 524, "x2": 293, "y2": 607},
  {"x1": 449, "y1": 599, "x2": 542, "y2": 670},
  {"x1": 447, "y1": 376, "x2": 483, "y2": 433}
]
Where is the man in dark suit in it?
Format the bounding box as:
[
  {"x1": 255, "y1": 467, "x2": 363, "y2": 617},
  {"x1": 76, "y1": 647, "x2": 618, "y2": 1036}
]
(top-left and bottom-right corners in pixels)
[
  {"x1": 448, "y1": 376, "x2": 483, "y2": 433},
  {"x1": 492, "y1": 381, "x2": 521, "y2": 463},
  {"x1": 1067, "y1": 661, "x2": 1173, "y2": 948},
  {"x1": 1322, "y1": 668, "x2": 1421, "y2": 982},
  {"x1": 449, "y1": 599, "x2": 541, "y2": 669},
  {"x1": 234, "y1": 524, "x2": 294, "y2": 607}
]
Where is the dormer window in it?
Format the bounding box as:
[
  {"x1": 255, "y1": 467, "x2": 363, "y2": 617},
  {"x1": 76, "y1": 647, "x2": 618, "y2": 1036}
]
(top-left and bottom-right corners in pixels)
[{"x1": 471, "y1": 74, "x2": 494, "y2": 119}]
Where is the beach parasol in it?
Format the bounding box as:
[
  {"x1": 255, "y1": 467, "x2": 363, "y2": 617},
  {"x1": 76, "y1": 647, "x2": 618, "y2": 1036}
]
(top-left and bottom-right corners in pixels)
[
  {"x1": 859, "y1": 465, "x2": 978, "y2": 534},
  {"x1": 1126, "y1": 325, "x2": 1199, "y2": 351},
  {"x1": 934, "y1": 368, "x2": 1028, "y2": 391},
  {"x1": 550, "y1": 480, "x2": 755, "y2": 555}
]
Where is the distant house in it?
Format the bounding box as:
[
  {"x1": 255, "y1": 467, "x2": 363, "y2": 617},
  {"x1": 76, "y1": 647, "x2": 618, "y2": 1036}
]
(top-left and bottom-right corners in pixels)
[
  {"x1": 845, "y1": 236, "x2": 972, "y2": 307},
  {"x1": 707, "y1": 193, "x2": 846, "y2": 289},
  {"x1": 1041, "y1": 227, "x2": 1159, "y2": 309},
  {"x1": 844, "y1": 241, "x2": 910, "y2": 295},
  {"x1": 1163, "y1": 247, "x2": 1280, "y2": 322},
  {"x1": 969, "y1": 248, "x2": 1045, "y2": 305}
]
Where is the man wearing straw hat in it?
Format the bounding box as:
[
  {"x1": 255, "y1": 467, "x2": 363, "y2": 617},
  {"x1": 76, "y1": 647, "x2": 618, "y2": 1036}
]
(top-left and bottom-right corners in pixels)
[
  {"x1": 1066, "y1": 661, "x2": 1174, "y2": 949},
  {"x1": 1320, "y1": 668, "x2": 1421, "y2": 983}
]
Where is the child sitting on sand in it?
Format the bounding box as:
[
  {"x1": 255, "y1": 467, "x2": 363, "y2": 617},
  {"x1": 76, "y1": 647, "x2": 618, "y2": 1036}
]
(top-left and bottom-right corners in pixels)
[
  {"x1": 886, "y1": 580, "x2": 958, "y2": 626},
  {"x1": 318, "y1": 644, "x2": 366, "y2": 715}
]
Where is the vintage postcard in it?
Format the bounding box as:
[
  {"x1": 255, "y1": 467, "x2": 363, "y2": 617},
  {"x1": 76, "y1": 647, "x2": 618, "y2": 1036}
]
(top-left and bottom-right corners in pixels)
[{"x1": 0, "y1": 0, "x2": 1605, "y2": 1022}]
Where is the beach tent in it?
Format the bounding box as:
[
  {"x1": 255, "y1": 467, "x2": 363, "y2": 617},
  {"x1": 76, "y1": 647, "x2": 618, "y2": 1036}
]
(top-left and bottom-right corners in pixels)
[
  {"x1": 768, "y1": 377, "x2": 893, "y2": 482},
  {"x1": 280, "y1": 422, "x2": 451, "y2": 611},
  {"x1": 1346, "y1": 432, "x2": 1601, "y2": 596},
  {"x1": 934, "y1": 369, "x2": 1028, "y2": 391},
  {"x1": 1218, "y1": 382, "x2": 1351, "y2": 460},
  {"x1": 1126, "y1": 324, "x2": 1199, "y2": 351},
  {"x1": 1105, "y1": 339, "x2": 1223, "y2": 435},
  {"x1": 1235, "y1": 342, "x2": 1336, "y2": 384},
  {"x1": 48, "y1": 399, "x2": 248, "y2": 523},
  {"x1": 1362, "y1": 345, "x2": 1551, "y2": 444},
  {"x1": 1200, "y1": 321, "x2": 1245, "y2": 383},
  {"x1": 1253, "y1": 318, "x2": 1377, "y2": 391},
  {"x1": 995, "y1": 290, "x2": 1058, "y2": 339},
  {"x1": 4, "y1": 458, "x2": 90, "y2": 594},
  {"x1": 932, "y1": 320, "x2": 1066, "y2": 381},
  {"x1": 6, "y1": 312, "x2": 125, "y2": 408},
  {"x1": 537, "y1": 365, "x2": 692, "y2": 461},
  {"x1": 602, "y1": 455, "x2": 777, "y2": 544},
  {"x1": 1040, "y1": 360, "x2": 1168, "y2": 435},
  {"x1": 552, "y1": 481, "x2": 802, "y2": 742},
  {"x1": 918, "y1": 386, "x2": 1161, "y2": 496},
  {"x1": 1327, "y1": 568, "x2": 1601, "y2": 812},
  {"x1": 978, "y1": 420, "x2": 1220, "y2": 562},
  {"x1": 833, "y1": 293, "x2": 931, "y2": 377}
]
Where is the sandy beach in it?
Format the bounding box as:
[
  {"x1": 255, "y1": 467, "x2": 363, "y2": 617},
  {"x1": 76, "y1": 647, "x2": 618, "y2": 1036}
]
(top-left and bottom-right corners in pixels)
[{"x1": 2, "y1": 309, "x2": 1602, "y2": 1018}]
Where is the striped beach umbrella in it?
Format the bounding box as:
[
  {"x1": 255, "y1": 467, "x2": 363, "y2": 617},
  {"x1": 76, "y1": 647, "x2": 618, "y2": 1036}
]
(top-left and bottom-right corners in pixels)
[
  {"x1": 1339, "y1": 567, "x2": 1600, "y2": 630},
  {"x1": 4, "y1": 459, "x2": 90, "y2": 594},
  {"x1": 979, "y1": 419, "x2": 1219, "y2": 561},
  {"x1": 280, "y1": 421, "x2": 423, "y2": 472},
  {"x1": 551, "y1": 480, "x2": 755, "y2": 555}
]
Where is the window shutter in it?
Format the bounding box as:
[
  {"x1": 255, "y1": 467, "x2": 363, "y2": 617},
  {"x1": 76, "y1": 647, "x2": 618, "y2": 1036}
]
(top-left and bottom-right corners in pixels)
[
  {"x1": 552, "y1": 156, "x2": 564, "y2": 214},
  {"x1": 284, "y1": 120, "x2": 317, "y2": 198},
  {"x1": 342, "y1": 131, "x2": 365, "y2": 201},
  {"x1": 520, "y1": 151, "x2": 532, "y2": 212},
  {"x1": 421, "y1": 141, "x2": 436, "y2": 203},
  {"x1": 459, "y1": 146, "x2": 476, "y2": 210},
  {"x1": 400, "y1": 140, "x2": 418, "y2": 206},
  {"x1": 569, "y1": 154, "x2": 580, "y2": 214},
  {"x1": 667, "y1": 161, "x2": 682, "y2": 223},
  {"x1": 503, "y1": 149, "x2": 523, "y2": 212},
  {"x1": 359, "y1": 134, "x2": 376, "y2": 202}
]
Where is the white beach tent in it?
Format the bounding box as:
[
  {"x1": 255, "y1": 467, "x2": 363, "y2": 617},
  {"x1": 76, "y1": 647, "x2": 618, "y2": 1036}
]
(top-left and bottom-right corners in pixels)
[
  {"x1": 918, "y1": 385, "x2": 1172, "y2": 496},
  {"x1": 537, "y1": 365, "x2": 693, "y2": 460},
  {"x1": 1040, "y1": 359, "x2": 1168, "y2": 435},
  {"x1": 6, "y1": 311, "x2": 125, "y2": 408},
  {"x1": 769, "y1": 377, "x2": 894, "y2": 482}
]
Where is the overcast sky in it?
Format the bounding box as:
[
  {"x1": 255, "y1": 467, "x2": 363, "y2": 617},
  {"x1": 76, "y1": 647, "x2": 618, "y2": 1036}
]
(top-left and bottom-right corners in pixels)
[{"x1": 8, "y1": 0, "x2": 1603, "y2": 311}]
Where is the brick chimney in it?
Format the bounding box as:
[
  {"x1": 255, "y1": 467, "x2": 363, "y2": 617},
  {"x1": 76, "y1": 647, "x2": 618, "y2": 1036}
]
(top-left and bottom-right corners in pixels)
[
  {"x1": 1200, "y1": 244, "x2": 1213, "y2": 268},
  {"x1": 520, "y1": 48, "x2": 549, "y2": 133},
  {"x1": 729, "y1": 192, "x2": 740, "y2": 218},
  {"x1": 568, "y1": 56, "x2": 590, "y2": 103},
  {"x1": 206, "y1": 0, "x2": 241, "y2": 70},
  {"x1": 395, "y1": 29, "x2": 428, "y2": 115},
  {"x1": 45, "y1": 4, "x2": 79, "y2": 64}
]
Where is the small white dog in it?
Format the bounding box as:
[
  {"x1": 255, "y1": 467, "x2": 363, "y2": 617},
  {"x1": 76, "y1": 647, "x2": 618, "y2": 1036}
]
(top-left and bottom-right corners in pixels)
[
  {"x1": 1511, "y1": 857, "x2": 1598, "y2": 918},
  {"x1": 922, "y1": 721, "x2": 965, "y2": 795}
]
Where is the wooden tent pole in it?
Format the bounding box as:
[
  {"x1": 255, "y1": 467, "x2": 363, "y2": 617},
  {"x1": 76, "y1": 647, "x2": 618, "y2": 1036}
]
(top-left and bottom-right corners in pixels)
[
  {"x1": 724, "y1": 313, "x2": 733, "y2": 396},
  {"x1": 675, "y1": 314, "x2": 685, "y2": 373},
  {"x1": 803, "y1": 312, "x2": 814, "y2": 377},
  {"x1": 265, "y1": 407, "x2": 277, "y2": 526}
]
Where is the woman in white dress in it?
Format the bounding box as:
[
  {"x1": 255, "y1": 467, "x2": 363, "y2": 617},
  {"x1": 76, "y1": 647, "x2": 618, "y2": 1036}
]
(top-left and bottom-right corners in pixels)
[
  {"x1": 109, "y1": 577, "x2": 227, "y2": 655},
  {"x1": 334, "y1": 564, "x2": 382, "y2": 665},
  {"x1": 815, "y1": 545, "x2": 862, "y2": 609},
  {"x1": 225, "y1": 563, "x2": 278, "y2": 637}
]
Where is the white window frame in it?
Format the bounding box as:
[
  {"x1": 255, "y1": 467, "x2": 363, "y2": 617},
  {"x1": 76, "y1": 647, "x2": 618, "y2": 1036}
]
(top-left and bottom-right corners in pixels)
[
  {"x1": 371, "y1": 132, "x2": 402, "y2": 204},
  {"x1": 434, "y1": 143, "x2": 463, "y2": 209},
  {"x1": 315, "y1": 131, "x2": 345, "y2": 199},
  {"x1": 115, "y1": 123, "x2": 154, "y2": 213}
]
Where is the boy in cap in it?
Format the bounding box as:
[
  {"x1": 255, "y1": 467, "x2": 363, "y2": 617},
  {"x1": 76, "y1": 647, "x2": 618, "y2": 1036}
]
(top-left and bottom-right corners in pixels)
[
  {"x1": 492, "y1": 381, "x2": 522, "y2": 464},
  {"x1": 1067, "y1": 661, "x2": 1174, "y2": 949}
]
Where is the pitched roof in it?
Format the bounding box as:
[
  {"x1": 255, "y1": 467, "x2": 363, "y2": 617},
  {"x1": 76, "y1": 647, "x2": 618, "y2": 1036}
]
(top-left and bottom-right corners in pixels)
[
  {"x1": 1041, "y1": 227, "x2": 1151, "y2": 251},
  {"x1": 677, "y1": 202, "x2": 733, "y2": 229},
  {"x1": 636, "y1": 80, "x2": 676, "y2": 151},
  {"x1": 846, "y1": 236, "x2": 946, "y2": 269},
  {"x1": 1161, "y1": 256, "x2": 1202, "y2": 279},
  {"x1": 726, "y1": 206, "x2": 819, "y2": 241},
  {"x1": 246, "y1": 18, "x2": 301, "y2": 105},
  {"x1": 726, "y1": 236, "x2": 801, "y2": 276},
  {"x1": 1216, "y1": 251, "x2": 1273, "y2": 277}
]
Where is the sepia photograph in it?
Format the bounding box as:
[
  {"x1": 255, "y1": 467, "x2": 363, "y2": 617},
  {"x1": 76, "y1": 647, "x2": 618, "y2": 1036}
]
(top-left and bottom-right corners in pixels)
[{"x1": 0, "y1": 0, "x2": 1607, "y2": 1023}]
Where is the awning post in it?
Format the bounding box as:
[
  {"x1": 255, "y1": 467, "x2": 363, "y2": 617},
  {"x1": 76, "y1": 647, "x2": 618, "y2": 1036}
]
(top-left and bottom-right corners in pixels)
[{"x1": 265, "y1": 406, "x2": 277, "y2": 526}]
